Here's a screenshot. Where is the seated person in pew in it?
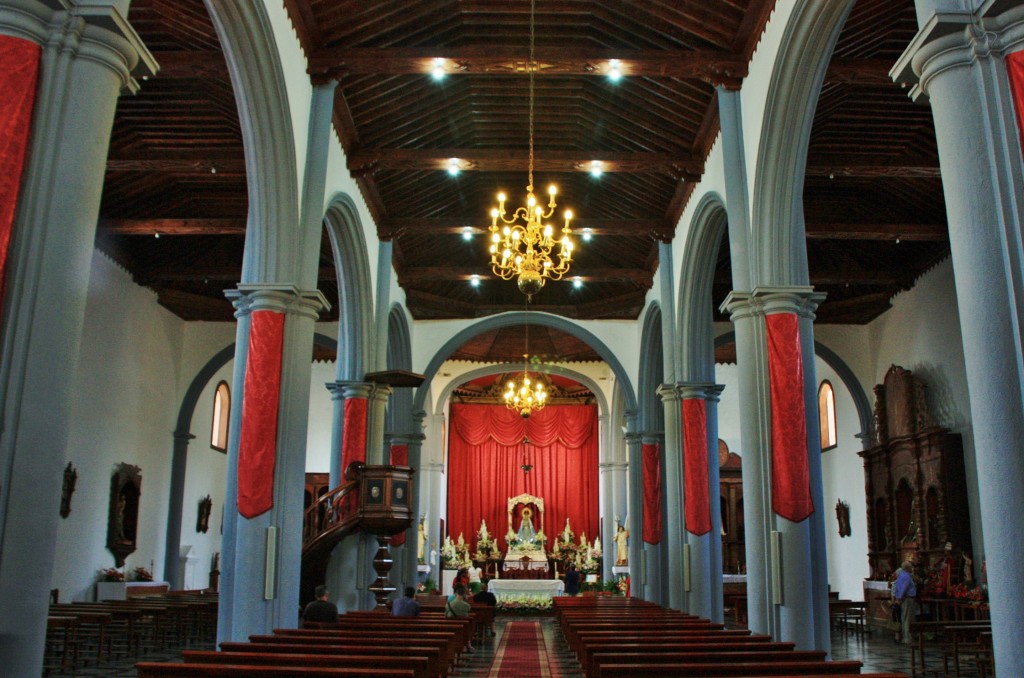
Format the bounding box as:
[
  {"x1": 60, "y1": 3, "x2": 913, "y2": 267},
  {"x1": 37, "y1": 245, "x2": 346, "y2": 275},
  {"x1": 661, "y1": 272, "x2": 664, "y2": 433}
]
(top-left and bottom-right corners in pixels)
[
  {"x1": 392, "y1": 586, "x2": 420, "y2": 617},
  {"x1": 445, "y1": 586, "x2": 475, "y2": 652},
  {"x1": 472, "y1": 582, "x2": 496, "y2": 636},
  {"x1": 303, "y1": 585, "x2": 338, "y2": 623}
]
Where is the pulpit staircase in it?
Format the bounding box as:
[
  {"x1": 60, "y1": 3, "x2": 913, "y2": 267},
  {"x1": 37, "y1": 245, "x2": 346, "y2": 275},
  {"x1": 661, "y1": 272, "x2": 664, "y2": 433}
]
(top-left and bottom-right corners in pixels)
[{"x1": 300, "y1": 463, "x2": 415, "y2": 608}]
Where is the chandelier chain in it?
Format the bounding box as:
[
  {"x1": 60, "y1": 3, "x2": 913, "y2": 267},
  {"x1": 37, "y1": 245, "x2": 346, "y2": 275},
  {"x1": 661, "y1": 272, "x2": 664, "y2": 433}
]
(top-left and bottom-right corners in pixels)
[{"x1": 528, "y1": 0, "x2": 535, "y2": 191}]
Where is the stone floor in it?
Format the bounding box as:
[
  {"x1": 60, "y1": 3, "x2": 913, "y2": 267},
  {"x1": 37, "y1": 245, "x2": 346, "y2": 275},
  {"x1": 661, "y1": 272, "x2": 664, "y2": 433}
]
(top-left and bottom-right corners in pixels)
[{"x1": 43, "y1": 616, "x2": 988, "y2": 677}]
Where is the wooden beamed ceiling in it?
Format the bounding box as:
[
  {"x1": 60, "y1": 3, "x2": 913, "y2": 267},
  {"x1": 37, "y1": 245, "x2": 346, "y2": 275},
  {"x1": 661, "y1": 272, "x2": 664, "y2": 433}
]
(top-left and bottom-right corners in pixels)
[{"x1": 95, "y1": 0, "x2": 949, "y2": 337}]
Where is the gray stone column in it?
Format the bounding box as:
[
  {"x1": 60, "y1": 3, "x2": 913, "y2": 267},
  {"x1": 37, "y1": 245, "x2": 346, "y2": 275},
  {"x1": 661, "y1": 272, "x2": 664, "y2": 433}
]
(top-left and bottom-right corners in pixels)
[
  {"x1": 599, "y1": 458, "x2": 627, "y2": 581},
  {"x1": 657, "y1": 385, "x2": 684, "y2": 610},
  {"x1": 721, "y1": 287, "x2": 829, "y2": 651},
  {"x1": 391, "y1": 429, "x2": 426, "y2": 593},
  {"x1": 365, "y1": 383, "x2": 393, "y2": 465},
  {"x1": 894, "y1": 6, "x2": 1024, "y2": 673},
  {"x1": 624, "y1": 418, "x2": 644, "y2": 598},
  {"x1": 218, "y1": 285, "x2": 328, "y2": 641},
  {"x1": 0, "y1": 3, "x2": 153, "y2": 673},
  {"x1": 678, "y1": 382, "x2": 726, "y2": 623}
]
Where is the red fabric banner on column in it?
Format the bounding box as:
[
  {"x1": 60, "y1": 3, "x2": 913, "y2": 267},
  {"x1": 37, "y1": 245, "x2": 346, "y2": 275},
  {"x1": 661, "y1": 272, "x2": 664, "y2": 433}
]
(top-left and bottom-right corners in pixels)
[
  {"x1": 682, "y1": 398, "x2": 711, "y2": 535},
  {"x1": 765, "y1": 312, "x2": 814, "y2": 522},
  {"x1": 642, "y1": 443, "x2": 662, "y2": 544},
  {"x1": 236, "y1": 310, "x2": 286, "y2": 519},
  {"x1": 390, "y1": 444, "x2": 409, "y2": 546},
  {"x1": 0, "y1": 37, "x2": 42, "y2": 320},
  {"x1": 341, "y1": 397, "x2": 368, "y2": 470},
  {"x1": 1006, "y1": 51, "x2": 1024, "y2": 158}
]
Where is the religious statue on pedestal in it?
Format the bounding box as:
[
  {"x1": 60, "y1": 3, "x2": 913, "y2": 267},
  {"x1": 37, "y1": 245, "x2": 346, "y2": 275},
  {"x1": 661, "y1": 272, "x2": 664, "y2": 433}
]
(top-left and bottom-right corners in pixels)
[
  {"x1": 614, "y1": 520, "x2": 630, "y2": 566},
  {"x1": 560, "y1": 518, "x2": 574, "y2": 545},
  {"x1": 417, "y1": 515, "x2": 427, "y2": 564}
]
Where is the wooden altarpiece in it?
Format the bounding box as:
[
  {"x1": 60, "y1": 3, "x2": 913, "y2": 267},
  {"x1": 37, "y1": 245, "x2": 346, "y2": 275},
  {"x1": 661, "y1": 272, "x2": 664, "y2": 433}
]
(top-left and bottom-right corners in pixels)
[{"x1": 859, "y1": 365, "x2": 972, "y2": 579}]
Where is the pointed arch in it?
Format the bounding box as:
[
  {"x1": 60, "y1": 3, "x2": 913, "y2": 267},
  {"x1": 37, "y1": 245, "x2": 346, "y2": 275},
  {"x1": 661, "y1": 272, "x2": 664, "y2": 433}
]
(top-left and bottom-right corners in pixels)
[
  {"x1": 323, "y1": 193, "x2": 374, "y2": 380},
  {"x1": 386, "y1": 303, "x2": 415, "y2": 435},
  {"x1": 638, "y1": 302, "x2": 665, "y2": 434}
]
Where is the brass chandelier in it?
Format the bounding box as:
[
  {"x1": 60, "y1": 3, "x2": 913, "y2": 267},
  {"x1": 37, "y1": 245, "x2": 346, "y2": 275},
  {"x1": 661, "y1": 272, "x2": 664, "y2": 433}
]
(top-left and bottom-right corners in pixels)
[
  {"x1": 487, "y1": 0, "x2": 577, "y2": 299},
  {"x1": 503, "y1": 308, "x2": 548, "y2": 418}
]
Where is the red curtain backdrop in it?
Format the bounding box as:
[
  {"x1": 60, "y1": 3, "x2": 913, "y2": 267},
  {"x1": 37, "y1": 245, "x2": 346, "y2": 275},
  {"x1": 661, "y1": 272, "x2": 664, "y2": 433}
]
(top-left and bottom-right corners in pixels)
[
  {"x1": 447, "y1": 404, "x2": 599, "y2": 553},
  {"x1": 341, "y1": 397, "x2": 368, "y2": 470},
  {"x1": 765, "y1": 312, "x2": 814, "y2": 522},
  {"x1": 389, "y1": 444, "x2": 409, "y2": 546},
  {"x1": 682, "y1": 398, "x2": 711, "y2": 535},
  {"x1": 236, "y1": 310, "x2": 286, "y2": 518},
  {"x1": 642, "y1": 443, "x2": 662, "y2": 544},
  {"x1": 1007, "y1": 51, "x2": 1024, "y2": 158},
  {"x1": 0, "y1": 37, "x2": 41, "y2": 321}
]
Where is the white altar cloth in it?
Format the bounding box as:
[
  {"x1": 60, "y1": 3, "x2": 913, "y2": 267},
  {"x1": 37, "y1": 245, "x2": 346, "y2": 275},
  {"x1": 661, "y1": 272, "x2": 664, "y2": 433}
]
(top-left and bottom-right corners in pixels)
[{"x1": 488, "y1": 579, "x2": 564, "y2": 599}]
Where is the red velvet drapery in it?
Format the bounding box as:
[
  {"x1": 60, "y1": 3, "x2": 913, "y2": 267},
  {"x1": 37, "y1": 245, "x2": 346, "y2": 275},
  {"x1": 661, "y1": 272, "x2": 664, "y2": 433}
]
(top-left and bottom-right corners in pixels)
[
  {"x1": 389, "y1": 444, "x2": 409, "y2": 546},
  {"x1": 236, "y1": 310, "x2": 285, "y2": 518},
  {"x1": 642, "y1": 443, "x2": 662, "y2": 544},
  {"x1": 1007, "y1": 51, "x2": 1024, "y2": 157},
  {"x1": 682, "y1": 398, "x2": 711, "y2": 535},
  {"x1": 0, "y1": 37, "x2": 41, "y2": 321},
  {"x1": 447, "y1": 404, "x2": 599, "y2": 553},
  {"x1": 765, "y1": 312, "x2": 814, "y2": 522},
  {"x1": 341, "y1": 397, "x2": 368, "y2": 470}
]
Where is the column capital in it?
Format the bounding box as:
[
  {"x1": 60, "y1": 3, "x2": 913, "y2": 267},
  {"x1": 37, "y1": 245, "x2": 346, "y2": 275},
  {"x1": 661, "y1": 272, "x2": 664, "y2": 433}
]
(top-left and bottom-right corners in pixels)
[
  {"x1": 892, "y1": 3, "x2": 1024, "y2": 102},
  {"x1": 657, "y1": 383, "x2": 681, "y2": 402},
  {"x1": 640, "y1": 434, "x2": 663, "y2": 445},
  {"x1": 678, "y1": 382, "x2": 726, "y2": 402},
  {"x1": 600, "y1": 461, "x2": 628, "y2": 471},
  {"x1": 385, "y1": 432, "x2": 426, "y2": 447},
  {"x1": 325, "y1": 380, "x2": 382, "y2": 400},
  {"x1": 1, "y1": 1, "x2": 158, "y2": 91},
  {"x1": 227, "y1": 283, "x2": 329, "y2": 321},
  {"x1": 720, "y1": 286, "x2": 826, "y2": 321}
]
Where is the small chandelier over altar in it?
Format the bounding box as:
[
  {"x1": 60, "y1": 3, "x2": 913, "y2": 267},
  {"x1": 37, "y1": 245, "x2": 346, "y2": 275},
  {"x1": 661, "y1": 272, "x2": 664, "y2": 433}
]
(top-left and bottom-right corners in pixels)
[
  {"x1": 486, "y1": 0, "x2": 578, "y2": 299},
  {"x1": 504, "y1": 355, "x2": 548, "y2": 418}
]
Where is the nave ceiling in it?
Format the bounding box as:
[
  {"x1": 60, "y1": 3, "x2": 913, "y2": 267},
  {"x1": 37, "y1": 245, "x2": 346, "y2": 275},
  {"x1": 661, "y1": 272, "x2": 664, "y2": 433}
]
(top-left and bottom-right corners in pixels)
[{"x1": 95, "y1": 0, "x2": 949, "y2": 365}]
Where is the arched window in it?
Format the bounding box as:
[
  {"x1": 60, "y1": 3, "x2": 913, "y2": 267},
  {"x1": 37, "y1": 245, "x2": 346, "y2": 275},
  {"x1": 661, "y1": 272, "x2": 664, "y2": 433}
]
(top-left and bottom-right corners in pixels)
[
  {"x1": 211, "y1": 381, "x2": 230, "y2": 452},
  {"x1": 818, "y1": 380, "x2": 837, "y2": 451}
]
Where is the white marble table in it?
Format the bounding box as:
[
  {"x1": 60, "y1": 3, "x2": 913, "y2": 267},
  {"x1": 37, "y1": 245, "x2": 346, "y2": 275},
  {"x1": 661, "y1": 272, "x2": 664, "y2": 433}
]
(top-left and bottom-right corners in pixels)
[{"x1": 488, "y1": 579, "x2": 564, "y2": 599}]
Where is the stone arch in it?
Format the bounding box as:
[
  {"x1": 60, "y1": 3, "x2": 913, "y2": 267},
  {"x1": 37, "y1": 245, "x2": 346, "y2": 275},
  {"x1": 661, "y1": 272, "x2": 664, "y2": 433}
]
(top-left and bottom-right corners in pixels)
[
  {"x1": 679, "y1": 193, "x2": 729, "y2": 382},
  {"x1": 385, "y1": 303, "x2": 415, "y2": 439},
  {"x1": 750, "y1": 1, "x2": 857, "y2": 287},
  {"x1": 637, "y1": 302, "x2": 664, "y2": 434},
  {"x1": 713, "y1": 331, "x2": 871, "y2": 445},
  {"x1": 430, "y1": 363, "x2": 610, "y2": 424},
  {"x1": 413, "y1": 312, "x2": 637, "y2": 416},
  {"x1": 204, "y1": 0, "x2": 300, "y2": 283},
  {"x1": 162, "y1": 333, "x2": 338, "y2": 589},
  {"x1": 323, "y1": 193, "x2": 374, "y2": 380}
]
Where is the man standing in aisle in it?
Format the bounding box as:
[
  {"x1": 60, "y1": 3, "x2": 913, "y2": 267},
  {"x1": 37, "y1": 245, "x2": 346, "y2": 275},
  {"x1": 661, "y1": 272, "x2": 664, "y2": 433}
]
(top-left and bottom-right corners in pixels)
[{"x1": 892, "y1": 561, "x2": 917, "y2": 645}]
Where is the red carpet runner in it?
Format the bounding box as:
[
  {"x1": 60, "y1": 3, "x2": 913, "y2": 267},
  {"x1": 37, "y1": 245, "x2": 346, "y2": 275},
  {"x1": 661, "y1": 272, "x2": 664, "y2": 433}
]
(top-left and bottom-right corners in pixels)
[{"x1": 489, "y1": 621, "x2": 549, "y2": 677}]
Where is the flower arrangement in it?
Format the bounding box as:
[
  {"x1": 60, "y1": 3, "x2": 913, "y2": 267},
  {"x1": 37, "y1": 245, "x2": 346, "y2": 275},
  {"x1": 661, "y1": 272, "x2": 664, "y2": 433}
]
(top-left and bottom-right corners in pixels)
[
  {"x1": 98, "y1": 567, "x2": 124, "y2": 582},
  {"x1": 495, "y1": 594, "x2": 553, "y2": 614},
  {"x1": 132, "y1": 566, "x2": 154, "y2": 582},
  {"x1": 948, "y1": 582, "x2": 985, "y2": 601},
  {"x1": 418, "y1": 578, "x2": 438, "y2": 594}
]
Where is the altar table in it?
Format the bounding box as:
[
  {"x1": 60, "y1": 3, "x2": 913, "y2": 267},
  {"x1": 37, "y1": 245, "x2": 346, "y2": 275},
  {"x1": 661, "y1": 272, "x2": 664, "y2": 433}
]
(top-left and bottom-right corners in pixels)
[{"x1": 488, "y1": 579, "x2": 564, "y2": 599}]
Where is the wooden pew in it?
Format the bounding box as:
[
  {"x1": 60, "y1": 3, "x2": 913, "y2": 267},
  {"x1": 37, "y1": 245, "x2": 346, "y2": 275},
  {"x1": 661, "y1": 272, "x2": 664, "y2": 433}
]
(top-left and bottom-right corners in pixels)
[
  {"x1": 593, "y1": 659, "x2": 868, "y2": 677},
  {"x1": 136, "y1": 663, "x2": 414, "y2": 677},
  {"x1": 220, "y1": 641, "x2": 443, "y2": 678},
  {"x1": 182, "y1": 650, "x2": 430, "y2": 678},
  {"x1": 251, "y1": 631, "x2": 458, "y2": 673},
  {"x1": 579, "y1": 640, "x2": 797, "y2": 677}
]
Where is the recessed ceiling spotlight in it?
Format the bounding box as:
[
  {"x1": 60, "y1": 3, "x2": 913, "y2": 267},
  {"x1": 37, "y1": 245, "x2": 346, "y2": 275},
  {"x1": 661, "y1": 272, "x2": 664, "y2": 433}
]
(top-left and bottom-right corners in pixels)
[
  {"x1": 447, "y1": 158, "x2": 461, "y2": 176},
  {"x1": 154, "y1": 233, "x2": 160, "y2": 239},
  {"x1": 470, "y1": 274, "x2": 481, "y2": 287},
  {"x1": 432, "y1": 58, "x2": 446, "y2": 81},
  {"x1": 462, "y1": 227, "x2": 474, "y2": 241},
  {"x1": 572, "y1": 276, "x2": 583, "y2": 289},
  {"x1": 581, "y1": 228, "x2": 593, "y2": 242},
  {"x1": 608, "y1": 59, "x2": 622, "y2": 82},
  {"x1": 590, "y1": 160, "x2": 603, "y2": 178}
]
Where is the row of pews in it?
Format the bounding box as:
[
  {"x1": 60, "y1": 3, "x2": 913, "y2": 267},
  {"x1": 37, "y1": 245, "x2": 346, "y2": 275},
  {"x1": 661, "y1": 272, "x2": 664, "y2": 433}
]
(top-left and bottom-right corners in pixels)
[
  {"x1": 554, "y1": 596, "x2": 910, "y2": 678},
  {"x1": 45, "y1": 590, "x2": 217, "y2": 674},
  {"x1": 136, "y1": 607, "x2": 489, "y2": 677}
]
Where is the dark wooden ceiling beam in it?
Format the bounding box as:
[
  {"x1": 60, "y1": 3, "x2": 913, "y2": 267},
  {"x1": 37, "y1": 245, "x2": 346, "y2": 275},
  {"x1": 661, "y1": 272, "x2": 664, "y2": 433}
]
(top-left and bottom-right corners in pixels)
[
  {"x1": 383, "y1": 217, "x2": 666, "y2": 238},
  {"x1": 825, "y1": 58, "x2": 900, "y2": 86},
  {"x1": 715, "y1": 268, "x2": 905, "y2": 286},
  {"x1": 397, "y1": 266, "x2": 654, "y2": 286},
  {"x1": 149, "y1": 51, "x2": 227, "y2": 79},
  {"x1": 99, "y1": 218, "x2": 246, "y2": 235},
  {"x1": 806, "y1": 155, "x2": 940, "y2": 178},
  {"x1": 309, "y1": 46, "x2": 747, "y2": 83},
  {"x1": 804, "y1": 222, "x2": 946, "y2": 241},
  {"x1": 107, "y1": 154, "x2": 245, "y2": 175},
  {"x1": 347, "y1": 148, "x2": 701, "y2": 176},
  {"x1": 404, "y1": 289, "x2": 478, "y2": 317}
]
